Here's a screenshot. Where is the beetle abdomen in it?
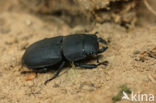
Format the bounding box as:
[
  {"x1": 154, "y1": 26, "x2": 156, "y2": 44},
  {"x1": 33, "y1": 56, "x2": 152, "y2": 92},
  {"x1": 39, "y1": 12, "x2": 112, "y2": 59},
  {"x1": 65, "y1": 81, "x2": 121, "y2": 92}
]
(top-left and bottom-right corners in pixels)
[{"x1": 22, "y1": 36, "x2": 63, "y2": 68}]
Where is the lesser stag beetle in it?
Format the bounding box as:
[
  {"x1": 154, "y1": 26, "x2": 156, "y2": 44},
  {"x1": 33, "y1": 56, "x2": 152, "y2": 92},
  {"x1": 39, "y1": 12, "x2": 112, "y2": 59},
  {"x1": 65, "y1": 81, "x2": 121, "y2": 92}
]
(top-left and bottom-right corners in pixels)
[{"x1": 21, "y1": 33, "x2": 108, "y2": 85}]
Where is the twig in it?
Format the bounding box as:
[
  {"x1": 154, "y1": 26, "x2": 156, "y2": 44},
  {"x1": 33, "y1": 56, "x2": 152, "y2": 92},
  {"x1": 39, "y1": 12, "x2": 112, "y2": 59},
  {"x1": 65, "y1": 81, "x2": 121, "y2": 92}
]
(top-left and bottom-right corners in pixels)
[{"x1": 144, "y1": 0, "x2": 156, "y2": 16}]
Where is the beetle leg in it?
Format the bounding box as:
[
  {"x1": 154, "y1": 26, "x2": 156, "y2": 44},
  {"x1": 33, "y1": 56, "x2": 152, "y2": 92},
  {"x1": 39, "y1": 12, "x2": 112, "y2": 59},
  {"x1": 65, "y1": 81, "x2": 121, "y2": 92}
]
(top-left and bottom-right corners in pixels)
[
  {"x1": 98, "y1": 46, "x2": 108, "y2": 53},
  {"x1": 74, "y1": 61, "x2": 107, "y2": 69},
  {"x1": 74, "y1": 60, "x2": 108, "y2": 69},
  {"x1": 97, "y1": 61, "x2": 108, "y2": 66},
  {"x1": 21, "y1": 68, "x2": 49, "y2": 74},
  {"x1": 97, "y1": 37, "x2": 107, "y2": 44},
  {"x1": 96, "y1": 54, "x2": 108, "y2": 65},
  {"x1": 96, "y1": 56, "x2": 108, "y2": 64},
  {"x1": 74, "y1": 62, "x2": 97, "y2": 69},
  {"x1": 44, "y1": 61, "x2": 65, "y2": 85}
]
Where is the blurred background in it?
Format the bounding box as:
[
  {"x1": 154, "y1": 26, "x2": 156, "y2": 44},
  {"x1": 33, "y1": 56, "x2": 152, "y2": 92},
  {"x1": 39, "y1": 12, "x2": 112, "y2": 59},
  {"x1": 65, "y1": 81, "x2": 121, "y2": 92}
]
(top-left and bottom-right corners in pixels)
[{"x1": 1, "y1": 0, "x2": 156, "y2": 28}]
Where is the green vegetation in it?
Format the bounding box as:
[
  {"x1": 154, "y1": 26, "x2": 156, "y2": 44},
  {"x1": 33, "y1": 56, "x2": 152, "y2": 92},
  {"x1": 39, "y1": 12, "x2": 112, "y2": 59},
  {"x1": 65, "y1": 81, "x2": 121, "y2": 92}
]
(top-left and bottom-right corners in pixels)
[{"x1": 112, "y1": 85, "x2": 132, "y2": 102}]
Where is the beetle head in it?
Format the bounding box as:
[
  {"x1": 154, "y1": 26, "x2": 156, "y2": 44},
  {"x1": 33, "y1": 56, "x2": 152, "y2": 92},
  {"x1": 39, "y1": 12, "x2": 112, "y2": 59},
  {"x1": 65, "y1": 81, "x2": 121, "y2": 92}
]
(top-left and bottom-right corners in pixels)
[{"x1": 83, "y1": 34, "x2": 99, "y2": 56}]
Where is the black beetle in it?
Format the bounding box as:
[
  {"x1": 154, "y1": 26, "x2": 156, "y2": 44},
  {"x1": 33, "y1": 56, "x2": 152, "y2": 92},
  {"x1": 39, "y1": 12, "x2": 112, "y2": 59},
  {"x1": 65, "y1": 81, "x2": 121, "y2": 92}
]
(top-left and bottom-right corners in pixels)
[{"x1": 21, "y1": 33, "x2": 108, "y2": 85}]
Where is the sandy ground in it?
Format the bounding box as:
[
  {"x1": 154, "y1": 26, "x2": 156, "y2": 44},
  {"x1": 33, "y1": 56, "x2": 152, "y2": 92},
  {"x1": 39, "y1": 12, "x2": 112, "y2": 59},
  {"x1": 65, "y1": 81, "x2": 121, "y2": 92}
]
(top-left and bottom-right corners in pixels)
[{"x1": 0, "y1": 2, "x2": 156, "y2": 103}]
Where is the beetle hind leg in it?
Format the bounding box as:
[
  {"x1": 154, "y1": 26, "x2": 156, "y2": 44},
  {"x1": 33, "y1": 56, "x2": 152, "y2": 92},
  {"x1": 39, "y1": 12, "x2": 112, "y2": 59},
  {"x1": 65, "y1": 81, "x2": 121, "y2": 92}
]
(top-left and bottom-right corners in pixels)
[
  {"x1": 44, "y1": 61, "x2": 65, "y2": 85},
  {"x1": 21, "y1": 68, "x2": 49, "y2": 74}
]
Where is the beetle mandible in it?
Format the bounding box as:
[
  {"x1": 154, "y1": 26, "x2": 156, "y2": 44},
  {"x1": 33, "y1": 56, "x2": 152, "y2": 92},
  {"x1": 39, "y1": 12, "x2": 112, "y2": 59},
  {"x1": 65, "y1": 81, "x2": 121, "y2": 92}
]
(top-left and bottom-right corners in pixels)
[{"x1": 21, "y1": 33, "x2": 108, "y2": 85}]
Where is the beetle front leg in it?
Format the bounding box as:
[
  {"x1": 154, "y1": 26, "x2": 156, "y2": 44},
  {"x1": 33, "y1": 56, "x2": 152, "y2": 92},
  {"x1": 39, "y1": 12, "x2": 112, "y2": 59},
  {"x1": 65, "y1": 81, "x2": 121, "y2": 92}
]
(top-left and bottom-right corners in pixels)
[
  {"x1": 74, "y1": 62, "x2": 97, "y2": 69},
  {"x1": 74, "y1": 61, "x2": 108, "y2": 69},
  {"x1": 74, "y1": 60, "x2": 108, "y2": 69},
  {"x1": 21, "y1": 68, "x2": 49, "y2": 74}
]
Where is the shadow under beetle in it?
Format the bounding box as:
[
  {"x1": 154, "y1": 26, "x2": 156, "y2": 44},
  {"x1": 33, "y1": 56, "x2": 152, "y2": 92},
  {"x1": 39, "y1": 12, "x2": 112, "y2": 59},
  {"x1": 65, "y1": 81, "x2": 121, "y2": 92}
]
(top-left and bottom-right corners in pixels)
[{"x1": 21, "y1": 33, "x2": 108, "y2": 85}]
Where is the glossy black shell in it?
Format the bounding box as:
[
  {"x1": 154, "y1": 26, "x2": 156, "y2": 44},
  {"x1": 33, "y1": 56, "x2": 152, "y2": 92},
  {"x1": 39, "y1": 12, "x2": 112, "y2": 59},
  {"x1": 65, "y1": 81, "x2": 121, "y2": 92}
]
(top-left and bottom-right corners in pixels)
[
  {"x1": 22, "y1": 34, "x2": 99, "y2": 69},
  {"x1": 22, "y1": 36, "x2": 63, "y2": 68}
]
